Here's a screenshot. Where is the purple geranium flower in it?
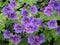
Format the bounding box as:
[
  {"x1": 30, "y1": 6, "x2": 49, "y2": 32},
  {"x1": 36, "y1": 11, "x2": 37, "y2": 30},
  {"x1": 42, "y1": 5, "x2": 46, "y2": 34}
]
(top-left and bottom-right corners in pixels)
[
  {"x1": 56, "y1": 26, "x2": 60, "y2": 34},
  {"x1": 39, "y1": 34, "x2": 45, "y2": 44},
  {"x1": 2, "y1": 6, "x2": 13, "y2": 15},
  {"x1": 25, "y1": 23, "x2": 38, "y2": 33},
  {"x1": 53, "y1": 1, "x2": 60, "y2": 10},
  {"x1": 32, "y1": 36, "x2": 40, "y2": 45},
  {"x1": 9, "y1": 0, "x2": 16, "y2": 8},
  {"x1": 44, "y1": 6, "x2": 54, "y2": 16},
  {"x1": 21, "y1": 17, "x2": 32, "y2": 24},
  {"x1": 3, "y1": 30, "x2": 10, "y2": 38},
  {"x1": 57, "y1": 3, "x2": 60, "y2": 16},
  {"x1": 47, "y1": 19, "x2": 57, "y2": 29},
  {"x1": 30, "y1": 5, "x2": 37, "y2": 14},
  {"x1": 21, "y1": 9, "x2": 28, "y2": 17},
  {"x1": 31, "y1": 18, "x2": 42, "y2": 27},
  {"x1": 48, "y1": 0, "x2": 54, "y2": 7},
  {"x1": 28, "y1": 35, "x2": 34, "y2": 44},
  {"x1": 8, "y1": 12, "x2": 17, "y2": 20},
  {"x1": 28, "y1": 35, "x2": 40, "y2": 45},
  {"x1": 14, "y1": 23, "x2": 22, "y2": 33},
  {"x1": 11, "y1": 34, "x2": 21, "y2": 44}
]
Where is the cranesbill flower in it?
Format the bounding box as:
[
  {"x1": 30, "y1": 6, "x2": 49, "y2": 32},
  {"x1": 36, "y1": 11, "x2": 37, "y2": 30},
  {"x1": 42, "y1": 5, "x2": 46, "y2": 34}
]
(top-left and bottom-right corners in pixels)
[
  {"x1": 11, "y1": 34, "x2": 21, "y2": 44},
  {"x1": 2, "y1": 6, "x2": 13, "y2": 15},
  {"x1": 14, "y1": 23, "x2": 22, "y2": 33},
  {"x1": 32, "y1": 36, "x2": 40, "y2": 45},
  {"x1": 30, "y1": 5, "x2": 37, "y2": 14},
  {"x1": 56, "y1": 26, "x2": 60, "y2": 34},
  {"x1": 21, "y1": 17, "x2": 32, "y2": 24},
  {"x1": 8, "y1": 12, "x2": 17, "y2": 20},
  {"x1": 31, "y1": 18, "x2": 42, "y2": 27},
  {"x1": 25, "y1": 23, "x2": 38, "y2": 33},
  {"x1": 57, "y1": 3, "x2": 60, "y2": 16},
  {"x1": 39, "y1": 34, "x2": 45, "y2": 44},
  {"x1": 21, "y1": 9, "x2": 28, "y2": 17},
  {"x1": 9, "y1": 0, "x2": 16, "y2": 8},
  {"x1": 3, "y1": 30, "x2": 10, "y2": 38},
  {"x1": 48, "y1": 0, "x2": 54, "y2": 7},
  {"x1": 28, "y1": 34, "x2": 34, "y2": 44},
  {"x1": 53, "y1": 1, "x2": 60, "y2": 10},
  {"x1": 28, "y1": 35, "x2": 40, "y2": 45},
  {"x1": 44, "y1": 6, "x2": 54, "y2": 16},
  {"x1": 47, "y1": 19, "x2": 57, "y2": 29}
]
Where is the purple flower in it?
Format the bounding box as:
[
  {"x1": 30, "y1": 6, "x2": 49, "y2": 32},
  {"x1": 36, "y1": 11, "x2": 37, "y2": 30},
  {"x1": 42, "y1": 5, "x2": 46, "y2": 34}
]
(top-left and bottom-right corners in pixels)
[
  {"x1": 39, "y1": 34, "x2": 45, "y2": 43},
  {"x1": 54, "y1": 0, "x2": 58, "y2": 1},
  {"x1": 48, "y1": 0, "x2": 54, "y2": 7},
  {"x1": 30, "y1": 5, "x2": 37, "y2": 14},
  {"x1": 28, "y1": 35, "x2": 40, "y2": 45},
  {"x1": 28, "y1": 35, "x2": 34, "y2": 44},
  {"x1": 31, "y1": 18, "x2": 42, "y2": 27},
  {"x1": 2, "y1": 6, "x2": 13, "y2": 15},
  {"x1": 8, "y1": 12, "x2": 17, "y2": 20},
  {"x1": 56, "y1": 26, "x2": 60, "y2": 34},
  {"x1": 47, "y1": 19, "x2": 57, "y2": 29},
  {"x1": 32, "y1": 36, "x2": 40, "y2": 45},
  {"x1": 9, "y1": 0, "x2": 16, "y2": 8},
  {"x1": 21, "y1": 9, "x2": 28, "y2": 17},
  {"x1": 21, "y1": 17, "x2": 32, "y2": 24},
  {"x1": 57, "y1": 4, "x2": 60, "y2": 16},
  {"x1": 3, "y1": 30, "x2": 10, "y2": 38},
  {"x1": 11, "y1": 34, "x2": 21, "y2": 44},
  {"x1": 14, "y1": 23, "x2": 22, "y2": 33},
  {"x1": 44, "y1": 6, "x2": 54, "y2": 16},
  {"x1": 25, "y1": 23, "x2": 38, "y2": 33},
  {"x1": 53, "y1": 1, "x2": 60, "y2": 10}
]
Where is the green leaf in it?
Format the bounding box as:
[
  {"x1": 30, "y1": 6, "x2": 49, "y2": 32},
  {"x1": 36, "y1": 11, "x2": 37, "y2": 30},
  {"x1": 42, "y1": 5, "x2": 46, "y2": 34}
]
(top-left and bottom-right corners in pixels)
[
  {"x1": 9, "y1": 39, "x2": 14, "y2": 45},
  {"x1": 19, "y1": 37, "x2": 28, "y2": 45},
  {"x1": 50, "y1": 30, "x2": 58, "y2": 40},
  {"x1": 17, "y1": 0, "x2": 38, "y2": 5},
  {"x1": 54, "y1": 36, "x2": 60, "y2": 45},
  {"x1": 43, "y1": 29, "x2": 52, "y2": 42},
  {"x1": 0, "y1": 13, "x2": 6, "y2": 31}
]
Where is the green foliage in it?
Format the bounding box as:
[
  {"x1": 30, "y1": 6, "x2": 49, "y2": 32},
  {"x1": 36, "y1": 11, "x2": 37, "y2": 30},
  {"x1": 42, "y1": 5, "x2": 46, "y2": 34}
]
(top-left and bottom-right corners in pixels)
[
  {"x1": 17, "y1": 0, "x2": 38, "y2": 5},
  {"x1": 39, "y1": 11, "x2": 60, "y2": 20},
  {"x1": 54, "y1": 36, "x2": 60, "y2": 45},
  {"x1": 43, "y1": 28, "x2": 58, "y2": 42},
  {"x1": 0, "y1": 13, "x2": 7, "y2": 32},
  {"x1": 19, "y1": 37, "x2": 28, "y2": 45},
  {"x1": 43, "y1": 29, "x2": 52, "y2": 42}
]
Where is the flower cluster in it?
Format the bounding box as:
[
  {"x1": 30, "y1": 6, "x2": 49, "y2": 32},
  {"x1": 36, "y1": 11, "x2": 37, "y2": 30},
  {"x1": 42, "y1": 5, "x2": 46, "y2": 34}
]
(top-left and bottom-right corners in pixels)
[
  {"x1": 40, "y1": 0, "x2": 60, "y2": 16},
  {"x1": 3, "y1": 30, "x2": 21, "y2": 44},
  {"x1": 3, "y1": 0, "x2": 17, "y2": 20},
  {"x1": 28, "y1": 34, "x2": 45, "y2": 45},
  {"x1": 3, "y1": 0, "x2": 44, "y2": 44},
  {"x1": 3, "y1": 0, "x2": 60, "y2": 45}
]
